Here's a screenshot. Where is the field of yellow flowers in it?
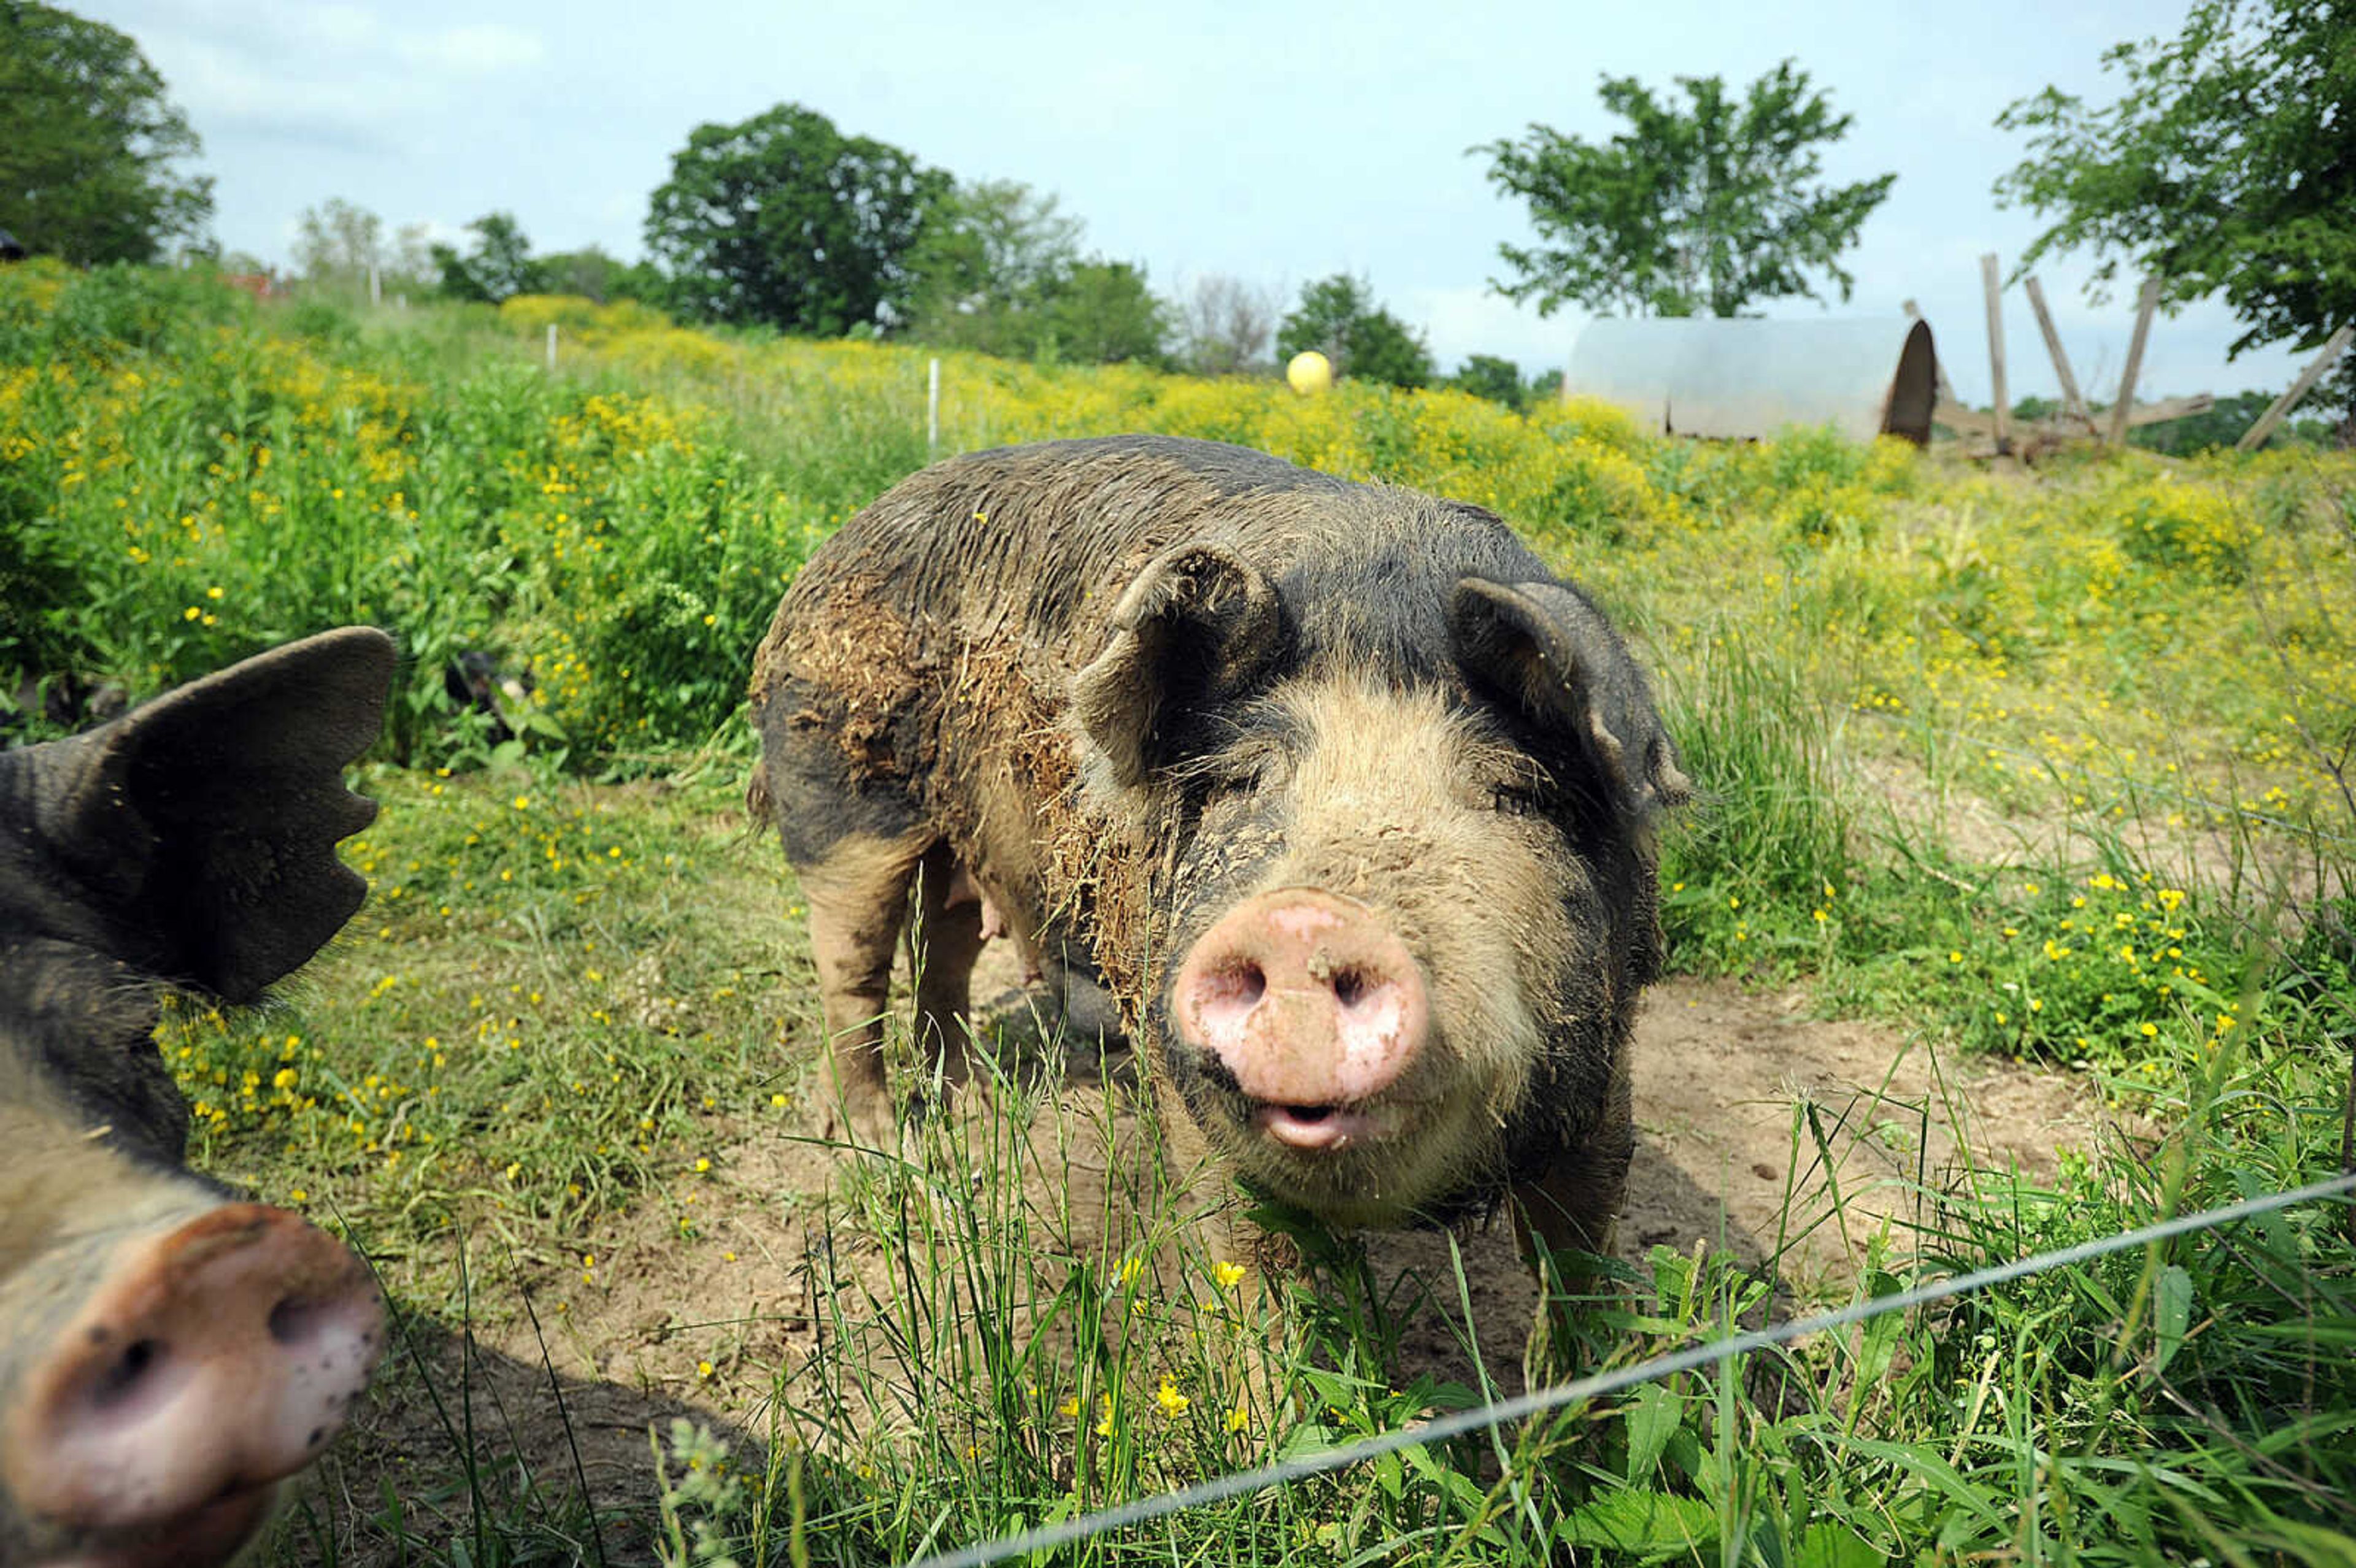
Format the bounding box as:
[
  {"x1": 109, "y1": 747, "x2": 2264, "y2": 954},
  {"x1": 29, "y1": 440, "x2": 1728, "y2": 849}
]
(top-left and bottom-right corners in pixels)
[
  {"x1": 4, "y1": 263, "x2": 2353, "y2": 1567},
  {"x1": 12, "y1": 263, "x2": 2349, "y2": 817}
]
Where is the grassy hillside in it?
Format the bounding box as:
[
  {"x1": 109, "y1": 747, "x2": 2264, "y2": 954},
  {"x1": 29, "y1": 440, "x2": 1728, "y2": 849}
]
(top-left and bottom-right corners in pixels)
[{"x1": 4, "y1": 261, "x2": 2353, "y2": 1566}]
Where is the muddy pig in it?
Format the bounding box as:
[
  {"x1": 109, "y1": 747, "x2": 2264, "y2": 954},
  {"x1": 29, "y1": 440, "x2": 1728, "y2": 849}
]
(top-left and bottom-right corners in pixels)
[
  {"x1": 749, "y1": 436, "x2": 1686, "y2": 1261},
  {"x1": 1, "y1": 628, "x2": 394, "y2": 1568}
]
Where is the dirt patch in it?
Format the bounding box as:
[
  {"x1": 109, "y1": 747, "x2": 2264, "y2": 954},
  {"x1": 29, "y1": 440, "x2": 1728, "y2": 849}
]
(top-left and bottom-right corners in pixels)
[
  {"x1": 1849, "y1": 751, "x2": 2334, "y2": 909},
  {"x1": 1620, "y1": 977, "x2": 2104, "y2": 1280},
  {"x1": 393, "y1": 968, "x2": 2116, "y2": 1513},
  {"x1": 1342, "y1": 974, "x2": 2111, "y2": 1393}
]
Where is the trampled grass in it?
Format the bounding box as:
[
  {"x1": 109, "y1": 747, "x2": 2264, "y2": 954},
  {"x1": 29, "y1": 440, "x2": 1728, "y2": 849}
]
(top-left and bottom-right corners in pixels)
[{"x1": 4, "y1": 263, "x2": 2353, "y2": 1565}]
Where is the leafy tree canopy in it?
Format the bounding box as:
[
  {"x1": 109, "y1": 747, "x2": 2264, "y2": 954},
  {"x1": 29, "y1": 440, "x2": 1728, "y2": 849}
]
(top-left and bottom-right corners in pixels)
[
  {"x1": 537, "y1": 246, "x2": 665, "y2": 305},
  {"x1": 902, "y1": 179, "x2": 1081, "y2": 354},
  {"x1": 645, "y1": 103, "x2": 946, "y2": 335},
  {"x1": 1036, "y1": 259, "x2": 1172, "y2": 367},
  {"x1": 1449, "y1": 353, "x2": 1528, "y2": 410},
  {"x1": 1477, "y1": 60, "x2": 1893, "y2": 318},
  {"x1": 0, "y1": 0, "x2": 213, "y2": 264},
  {"x1": 293, "y1": 198, "x2": 433, "y2": 294},
  {"x1": 1995, "y1": 0, "x2": 2355, "y2": 399},
  {"x1": 898, "y1": 181, "x2": 1170, "y2": 366},
  {"x1": 1277, "y1": 274, "x2": 1434, "y2": 389},
  {"x1": 433, "y1": 212, "x2": 544, "y2": 304}
]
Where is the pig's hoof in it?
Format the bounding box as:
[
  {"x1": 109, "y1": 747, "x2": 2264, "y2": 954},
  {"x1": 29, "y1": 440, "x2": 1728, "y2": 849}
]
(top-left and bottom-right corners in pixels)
[{"x1": 819, "y1": 1091, "x2": 902, "y2": 1153}]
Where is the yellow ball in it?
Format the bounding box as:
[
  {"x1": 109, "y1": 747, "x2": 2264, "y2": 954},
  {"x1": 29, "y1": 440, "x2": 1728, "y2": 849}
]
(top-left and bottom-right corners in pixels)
[{"x1": 1285, "y1": 350, "x2": 1333, "y2": 396}]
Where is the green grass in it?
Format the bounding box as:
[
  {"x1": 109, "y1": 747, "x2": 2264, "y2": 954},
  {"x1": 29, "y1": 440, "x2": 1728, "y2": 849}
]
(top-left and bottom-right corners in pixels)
[{"x1": 4, "y1": 264, "x2": 2353, "y2": 1566}]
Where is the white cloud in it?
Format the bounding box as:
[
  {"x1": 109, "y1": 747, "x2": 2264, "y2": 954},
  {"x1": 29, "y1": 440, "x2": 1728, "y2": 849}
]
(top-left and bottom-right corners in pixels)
[
  {"x1": 133, "y1": 4, "x2": 541, "y2": 140},
  {"x1": 289, "y1": 4, "x2": 380, "y2": 53},
  {"x1": 398, "y1": 23, "x2": 546, "y2": 74}
]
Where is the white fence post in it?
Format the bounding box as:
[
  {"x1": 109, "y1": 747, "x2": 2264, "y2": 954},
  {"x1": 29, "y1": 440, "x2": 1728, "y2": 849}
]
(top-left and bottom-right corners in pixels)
[{"x1": 927, "y1": 357, "x2": 941, "y2": 458}]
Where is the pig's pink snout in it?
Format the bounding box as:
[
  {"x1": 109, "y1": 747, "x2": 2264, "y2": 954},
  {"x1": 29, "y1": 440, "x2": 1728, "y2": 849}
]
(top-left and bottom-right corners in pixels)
[
  {"x1": 3, "y1": 1204, "x2": 384, "y2": 1545},
  {"x1": 1174, "y1": 888, "x2": 1428, "y2": 1136}
]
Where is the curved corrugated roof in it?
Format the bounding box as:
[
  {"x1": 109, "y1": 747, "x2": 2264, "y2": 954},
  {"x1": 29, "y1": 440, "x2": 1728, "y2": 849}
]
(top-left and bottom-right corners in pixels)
[{"x1": 1568, "y1": 317, "x2": 1939, "y2": 445}]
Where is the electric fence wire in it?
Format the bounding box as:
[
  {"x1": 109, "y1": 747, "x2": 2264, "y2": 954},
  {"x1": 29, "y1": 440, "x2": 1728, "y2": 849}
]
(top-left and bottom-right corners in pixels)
[{"x1": 903, "y1": 1170, "x2": 2356, "y2": 1568}]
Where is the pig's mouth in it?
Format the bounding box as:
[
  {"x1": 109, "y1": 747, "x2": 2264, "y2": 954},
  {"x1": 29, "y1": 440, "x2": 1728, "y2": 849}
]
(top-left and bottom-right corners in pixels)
[
  {"x1": 45, "y1": 1478, "x2": 279, "y2": 1568},
  {"x1": 1253, "y1": 1099, "x2": 1395, "y2": 1150},
  {"x1": 1169, "y1": 1036, "x2": 1417, "y2": 1151}
]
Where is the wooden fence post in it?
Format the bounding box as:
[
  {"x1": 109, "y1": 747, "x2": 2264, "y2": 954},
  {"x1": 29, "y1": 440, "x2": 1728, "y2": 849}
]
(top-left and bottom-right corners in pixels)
[
  {"x1": 2023, "y1": 275, "x2": 2092, "y2": 429},
  {"x1": 2236, "y1": 324, "x2": 2354, "y2": 452},
  {"x1": 1981, "y1": 254, "x2": 2011, "y2": 455},
  {"x1": 2107, "y1": 278, "x2": 2162, "y2": 447}
]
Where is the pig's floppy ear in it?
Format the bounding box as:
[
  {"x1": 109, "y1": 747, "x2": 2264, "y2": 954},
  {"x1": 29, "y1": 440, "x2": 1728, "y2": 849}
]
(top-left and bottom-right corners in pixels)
[
  {"x1": 1072, "y1": 544, "x2": 1280, "y2": 789},
  {"x1": 1449, "y1": 578, "x2": 1689, "y2": 819},
  {"x1": 30, "y1": 626, "x2": 395, "y2": 1003}
]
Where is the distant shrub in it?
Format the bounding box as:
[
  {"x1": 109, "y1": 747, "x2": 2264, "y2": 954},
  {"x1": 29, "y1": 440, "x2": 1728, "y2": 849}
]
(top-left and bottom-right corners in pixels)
[{"x1": 1, "y1": 260, "x2": 244, "y2": 361}]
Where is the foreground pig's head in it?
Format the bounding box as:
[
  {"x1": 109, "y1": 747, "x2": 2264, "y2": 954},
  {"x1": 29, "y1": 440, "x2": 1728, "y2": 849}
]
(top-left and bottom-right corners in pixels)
[
  {"x1": 1074, "y1": 534, "x2": 1687, "y2": 1227},
  {"x1": 0, "y1": 628, "x2": 394, "y2": 1568}
]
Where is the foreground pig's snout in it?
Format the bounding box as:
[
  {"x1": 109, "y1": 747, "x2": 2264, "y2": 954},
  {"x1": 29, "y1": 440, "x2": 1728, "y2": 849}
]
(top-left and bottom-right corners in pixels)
[
  {"x1": 2, "y1": 1203, "x2": 384, "y2": 1548},
  {"x1": 1173, "y1": 888, "x2": 1429, "y2": 1131}
]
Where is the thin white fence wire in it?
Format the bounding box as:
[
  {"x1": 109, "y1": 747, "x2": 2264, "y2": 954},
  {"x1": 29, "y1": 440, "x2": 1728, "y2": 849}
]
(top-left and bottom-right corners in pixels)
[{"x1": 903, "y1": 1170, "x2": 2356, "y2": 1568}]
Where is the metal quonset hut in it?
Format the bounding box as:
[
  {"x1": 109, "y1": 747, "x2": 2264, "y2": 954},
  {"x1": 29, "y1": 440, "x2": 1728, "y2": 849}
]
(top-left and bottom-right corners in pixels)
[{"x1": 1566, "y1": 317, "x2": 1940, "y2": 445}]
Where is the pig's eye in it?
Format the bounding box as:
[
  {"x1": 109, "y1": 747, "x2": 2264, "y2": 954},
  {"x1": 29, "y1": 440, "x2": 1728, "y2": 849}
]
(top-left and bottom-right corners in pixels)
[
  {"x1": 1181, "y1": 747, "x2": 1274, "y2": 804},
  {"x1": 1204, "y1": 766, "x2": 1266, "y2": 803},
  {"x1": 1491, "y1": 785, "x2": 1549, "y2": 817}
]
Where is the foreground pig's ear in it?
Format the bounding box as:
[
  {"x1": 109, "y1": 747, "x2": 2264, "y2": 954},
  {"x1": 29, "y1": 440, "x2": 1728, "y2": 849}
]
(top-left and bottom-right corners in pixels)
[
  {"x1": 33, "y1": 626, "x2": 396, "y2": 1003},
  {"x1": 1449, "y1": 578, "x2": 1690, "y2": 818},
  {"x1": 1073, "y1": 545, "x2": 1280, "y2": 788}
]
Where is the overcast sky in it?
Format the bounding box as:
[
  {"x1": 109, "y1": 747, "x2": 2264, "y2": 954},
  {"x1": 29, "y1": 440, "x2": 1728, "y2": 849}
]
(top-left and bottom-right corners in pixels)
[{"x1": 80, "y1": 0, "x2": 2313, "y2": 406}]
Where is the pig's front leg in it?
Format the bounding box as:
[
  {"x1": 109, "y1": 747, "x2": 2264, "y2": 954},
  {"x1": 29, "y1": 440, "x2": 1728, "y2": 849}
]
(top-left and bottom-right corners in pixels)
[{"x1": 797, "y1": 829, "x2": 931, "y2": 1141}]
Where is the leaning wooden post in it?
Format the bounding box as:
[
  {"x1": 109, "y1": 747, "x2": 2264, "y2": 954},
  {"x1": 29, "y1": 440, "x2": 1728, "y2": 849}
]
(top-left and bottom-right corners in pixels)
[
  {"x1": 1981, "y1": 254, "x2": 2011, "y2": 455},
  {"x1": 2107, "y1": 277, "x2": 2162, "y2": 447},
  {"x1": 545, "y1": 322, "x2": 558, "y2": 372},
  {"x1": 2235, "y1": 323, "x2": 2354, "y2": 452},
  {"x1": 2023, "y1": 275, "x2": 2093, "y2": 429}
]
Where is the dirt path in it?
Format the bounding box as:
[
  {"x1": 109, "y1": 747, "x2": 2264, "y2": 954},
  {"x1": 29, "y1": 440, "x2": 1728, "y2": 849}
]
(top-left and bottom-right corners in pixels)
[
  {"x1": 355, "y1": 969, "x2": 2115, "y2": 1525},
  {"x1": 1339, "y1": 974, "x2": 2109, "y2": 1391}
]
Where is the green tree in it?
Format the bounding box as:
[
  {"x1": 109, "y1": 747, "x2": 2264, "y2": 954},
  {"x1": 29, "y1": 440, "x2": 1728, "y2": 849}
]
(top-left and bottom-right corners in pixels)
[
  {"x1": 0, "y1": 1, "x2": 213, "y2": 263},
  {"x1": 293, "y1": 198, "x2": 431, "y2": 297},
  {"x1": 1277, "y1": 274, "x2": 1434, "y2": 389},
  {"x1": 1450, "y1": 353, "x2": 1528, "y2": 409},
  {"x1": 2126, "y1": 390, "x2": 2325, "y2": 455},
  {"x1": 1477, "y1": 60, "x2": 1893, "y2": 318},
  {"x1": 1037, "y1": 259, "x2": 1172, "y2": 366},
  {"x1": 293, "y1": 198, "x2": 380, "y2": 287},
  {"x1": 645, "y1": 103, "x2": 946, "y2": 334},
  {"x1": 432, "y1": 211, "x2": 545, "y2": 303},
  {"x1": 903, "y1": 179, "x2": 1082, "y2": 354},
  {"x1": 535, "y1": 246, "x2": 664, "y2": 304},
  {"x1": 1995, "y1": 0, "x2": 2356, "y2": 417}
]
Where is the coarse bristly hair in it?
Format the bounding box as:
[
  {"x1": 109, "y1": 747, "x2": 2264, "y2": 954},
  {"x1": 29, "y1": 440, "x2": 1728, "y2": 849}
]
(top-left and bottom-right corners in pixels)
[{"x1": 750, "y1": 434, "x2": 1682, "y2": 1242}]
